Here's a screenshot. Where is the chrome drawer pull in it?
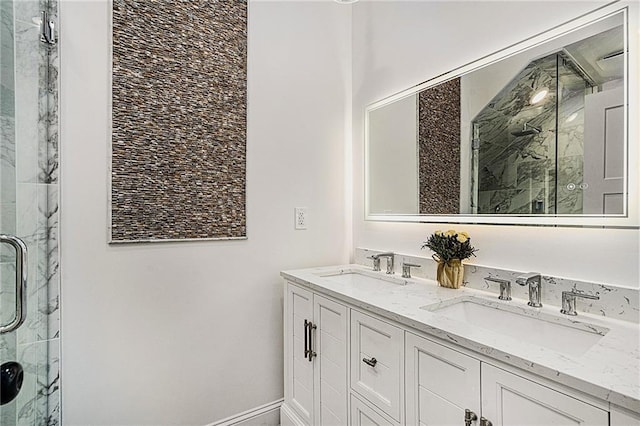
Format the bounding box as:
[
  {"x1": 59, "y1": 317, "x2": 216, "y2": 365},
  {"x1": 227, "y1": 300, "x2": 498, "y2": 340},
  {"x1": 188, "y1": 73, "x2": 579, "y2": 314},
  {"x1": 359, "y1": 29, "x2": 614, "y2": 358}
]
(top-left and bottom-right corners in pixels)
[
  {"x1": 480, "y1": 417, "x2": 492, "y2": 426},
  {"x1": 362, "y1": 357, "x2": 377, "y2": 367},
  {"x1": 464, "y1": 409, "x2": 478, "y2": 426}
]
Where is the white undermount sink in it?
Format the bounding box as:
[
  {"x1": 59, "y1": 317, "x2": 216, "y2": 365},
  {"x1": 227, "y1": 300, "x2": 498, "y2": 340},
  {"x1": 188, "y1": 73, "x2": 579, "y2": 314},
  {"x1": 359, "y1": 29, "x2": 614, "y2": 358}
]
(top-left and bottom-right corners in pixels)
[{"x1": 421, "y1": 296, "x2": 609, "y2": 357}]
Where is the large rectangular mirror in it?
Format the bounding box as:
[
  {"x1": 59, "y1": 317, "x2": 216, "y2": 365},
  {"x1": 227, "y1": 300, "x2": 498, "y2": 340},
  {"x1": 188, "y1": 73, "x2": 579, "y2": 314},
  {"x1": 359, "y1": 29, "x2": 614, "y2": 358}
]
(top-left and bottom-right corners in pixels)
[{"x1": 366, "y1": 4, "x2": 638, "y2": 227}]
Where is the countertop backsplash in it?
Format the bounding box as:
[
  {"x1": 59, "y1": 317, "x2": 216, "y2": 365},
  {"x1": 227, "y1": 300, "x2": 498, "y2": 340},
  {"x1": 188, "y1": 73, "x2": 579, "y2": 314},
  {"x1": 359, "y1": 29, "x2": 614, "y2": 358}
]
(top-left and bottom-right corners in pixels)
[{"x1": 355, "y1": 248, "x2": 640, "y2": 323}]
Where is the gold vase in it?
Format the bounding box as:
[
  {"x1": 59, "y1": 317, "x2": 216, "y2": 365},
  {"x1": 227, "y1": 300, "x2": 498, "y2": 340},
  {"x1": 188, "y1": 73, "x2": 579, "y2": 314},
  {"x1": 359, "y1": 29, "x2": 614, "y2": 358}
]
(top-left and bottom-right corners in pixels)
[{"x1": 436, "y1": 259, "x2": 464, "y2": 289}]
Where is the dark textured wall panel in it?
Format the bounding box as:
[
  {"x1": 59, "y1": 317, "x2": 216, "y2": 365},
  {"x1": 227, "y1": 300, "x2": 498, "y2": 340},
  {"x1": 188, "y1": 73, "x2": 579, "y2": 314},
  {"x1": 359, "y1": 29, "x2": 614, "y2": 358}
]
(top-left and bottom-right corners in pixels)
[
  {"x1": 111, "y1": 0, "x2": 247, "y2": 241},
  {"x1": 418, "y1": 78, "x2": 461, "y2": 215}
]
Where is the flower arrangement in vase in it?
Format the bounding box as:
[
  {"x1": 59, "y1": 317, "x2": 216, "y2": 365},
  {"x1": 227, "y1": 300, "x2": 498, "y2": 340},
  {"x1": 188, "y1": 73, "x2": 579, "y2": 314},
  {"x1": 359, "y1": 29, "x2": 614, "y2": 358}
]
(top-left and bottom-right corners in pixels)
[{"x1": 421, "y1": 230, "x2": 477, "y2": 289}]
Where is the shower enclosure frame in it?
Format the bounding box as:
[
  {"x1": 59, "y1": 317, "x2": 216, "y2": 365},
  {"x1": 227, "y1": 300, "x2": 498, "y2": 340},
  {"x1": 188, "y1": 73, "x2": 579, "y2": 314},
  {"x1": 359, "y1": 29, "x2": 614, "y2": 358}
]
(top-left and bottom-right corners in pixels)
[{"x1": 0, "y1": 0, "x2": 61, "y2": 424}]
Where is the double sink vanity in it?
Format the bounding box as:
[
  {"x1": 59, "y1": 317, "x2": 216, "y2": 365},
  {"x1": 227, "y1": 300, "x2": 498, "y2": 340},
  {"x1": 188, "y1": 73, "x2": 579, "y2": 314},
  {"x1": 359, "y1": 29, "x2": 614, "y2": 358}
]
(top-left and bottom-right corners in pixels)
[{"x1": 280, "y1": 255, "x2": 640, "y2": 426}]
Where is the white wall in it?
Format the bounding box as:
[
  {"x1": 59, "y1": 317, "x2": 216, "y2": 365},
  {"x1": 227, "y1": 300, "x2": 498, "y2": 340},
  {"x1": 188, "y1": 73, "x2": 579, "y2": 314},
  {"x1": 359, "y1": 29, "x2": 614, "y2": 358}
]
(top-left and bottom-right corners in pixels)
[
  {"x1": 60, "y1": 1, "x2": 350, "y2": 424},
  {"x1": 352, "y1": 1, "x2": 639, "y2": 288}
]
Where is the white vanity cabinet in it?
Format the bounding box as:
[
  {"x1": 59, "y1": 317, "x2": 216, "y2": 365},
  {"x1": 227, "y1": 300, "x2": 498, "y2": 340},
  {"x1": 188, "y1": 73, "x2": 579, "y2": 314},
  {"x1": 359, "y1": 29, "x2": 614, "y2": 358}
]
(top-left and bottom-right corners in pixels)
[
  {"x1": 283, "y1": 283, "x2": 349, "y2": 426},
  {"x1": 282, "y1": 278, "x2": 630, "y2": 426},
  {"x1": 405, "y1": 332, "x2": 608, "y2": 426}
]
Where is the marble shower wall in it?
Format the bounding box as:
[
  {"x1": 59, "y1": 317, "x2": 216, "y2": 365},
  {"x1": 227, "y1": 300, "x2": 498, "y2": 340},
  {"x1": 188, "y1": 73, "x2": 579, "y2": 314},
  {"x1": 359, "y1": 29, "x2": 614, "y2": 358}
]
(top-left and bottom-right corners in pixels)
[
  {"x1": 0, "y1": 0, "x2": 59, "y2": 425},
  {"x1": 474, "y1": 54, "x2": 558, "y2": 214},
  {"x1": 355, "y1": 248, "x2": 639, "y2": 324},
  {"x1": 473, "y1": 52, "x2": 588, "y2": 215},
  {"x1": 0, "y1": 1, "x2": 17, "y2": 424}
]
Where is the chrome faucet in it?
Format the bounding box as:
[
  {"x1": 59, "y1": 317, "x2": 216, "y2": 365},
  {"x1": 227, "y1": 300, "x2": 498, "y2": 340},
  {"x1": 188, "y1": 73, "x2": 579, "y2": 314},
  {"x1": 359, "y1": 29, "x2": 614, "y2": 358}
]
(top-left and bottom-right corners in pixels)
[
  {"x1": 371, "y1": 252, "x2": 395, "y2": 274},
  {"x1": 484, "y1": 277, "x2": 512, "y2": 301},
  {"x1": 561, "y1": 291, "x2": 600, "y2": 316},
  {"x1": 516, "y1": 272, "x2": 542, "y2": 307}
]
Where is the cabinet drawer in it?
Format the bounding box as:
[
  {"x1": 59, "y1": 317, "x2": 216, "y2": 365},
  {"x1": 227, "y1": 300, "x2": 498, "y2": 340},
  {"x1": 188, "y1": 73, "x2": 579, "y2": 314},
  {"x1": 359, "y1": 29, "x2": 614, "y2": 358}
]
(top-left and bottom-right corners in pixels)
[
  {"x1": 350, "y1": 394, "x2": 397, "y2": 426},
  {"x1": 350, "y1": 310, "x2": 404, "y2": 422}
]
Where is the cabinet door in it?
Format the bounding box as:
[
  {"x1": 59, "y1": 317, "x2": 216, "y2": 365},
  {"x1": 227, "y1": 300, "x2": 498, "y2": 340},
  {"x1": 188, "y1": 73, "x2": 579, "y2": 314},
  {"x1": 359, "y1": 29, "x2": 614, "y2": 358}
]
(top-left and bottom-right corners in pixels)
[
  {"x1": 482, "y1": 364, "x2": 608, "y2": 426},
  {"x1": 350, "y1": 310, "x2": 404, "y2": 422},
  {"x1": 313, "y1": 295, "x2": 348, "y2": 425},
  {"x1": 350, "y1": 394, "x2": 397, "y2": 426},
  {"x1": 611, "y1": 407, "x2": 640, "y2": 426},
  {"x1": 286, "y1": 284, "x2": 314, "y2": 425},
  {"x1": 406, "y1": 332, "x2": 481, "y2": 426}
]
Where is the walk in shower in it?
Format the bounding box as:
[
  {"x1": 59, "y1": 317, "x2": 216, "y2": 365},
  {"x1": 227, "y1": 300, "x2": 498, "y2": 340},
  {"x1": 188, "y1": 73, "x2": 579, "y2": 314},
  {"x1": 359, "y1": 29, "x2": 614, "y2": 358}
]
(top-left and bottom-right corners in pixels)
[
  {"x1": 471, "y1": 25, "x2": 625, "y2": 215},
  {"x1": 0, "y1": 0, "x2": 60, "y2": 424}
]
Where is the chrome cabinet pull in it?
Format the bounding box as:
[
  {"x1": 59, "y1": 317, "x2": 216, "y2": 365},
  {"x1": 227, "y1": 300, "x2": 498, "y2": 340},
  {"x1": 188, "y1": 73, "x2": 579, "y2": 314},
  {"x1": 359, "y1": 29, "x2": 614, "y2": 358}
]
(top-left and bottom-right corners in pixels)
[
  {"x1": 0, "y1": 235, "x2": 28, "y2": 334},
  {"x1": 304, "y1": 320, "x2": 310, "y2": 359},
  {"x1": 480, "y1": 417, "x2": 492, "y2": 426},
  {"x1": 307, "y1": 321, "x2": 317, "y2": 361},
  {"x1": 362, "y1": 357, "x2": 377, "y2": 367},
  {"x1": 464, "y1": 409, "x2": 478, "y2": 426}
]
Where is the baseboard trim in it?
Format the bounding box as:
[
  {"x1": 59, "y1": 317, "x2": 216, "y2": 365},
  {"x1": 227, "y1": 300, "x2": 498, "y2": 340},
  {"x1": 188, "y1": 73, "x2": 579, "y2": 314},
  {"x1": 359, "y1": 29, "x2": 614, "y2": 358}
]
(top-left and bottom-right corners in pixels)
[
  {"x1": 207, "y1": 398, "x2": 284, "y2": 426},
  {"x1": 279, "y1": 403, "x2": 306, "y2": 426}
]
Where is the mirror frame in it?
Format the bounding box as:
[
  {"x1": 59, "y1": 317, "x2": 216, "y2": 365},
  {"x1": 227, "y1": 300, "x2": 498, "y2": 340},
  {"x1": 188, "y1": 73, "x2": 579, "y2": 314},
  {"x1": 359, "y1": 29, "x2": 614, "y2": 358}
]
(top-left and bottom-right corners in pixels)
[{"x1": 364, "y1": 2, "x2": 638, "y2": 228}]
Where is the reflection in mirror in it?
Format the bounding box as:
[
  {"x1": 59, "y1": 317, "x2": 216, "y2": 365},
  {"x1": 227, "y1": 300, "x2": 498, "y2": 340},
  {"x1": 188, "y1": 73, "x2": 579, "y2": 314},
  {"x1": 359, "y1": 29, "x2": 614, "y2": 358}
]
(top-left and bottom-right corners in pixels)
[{"x1": 367, "y1": 11, "x2": 627, "y2": 219}]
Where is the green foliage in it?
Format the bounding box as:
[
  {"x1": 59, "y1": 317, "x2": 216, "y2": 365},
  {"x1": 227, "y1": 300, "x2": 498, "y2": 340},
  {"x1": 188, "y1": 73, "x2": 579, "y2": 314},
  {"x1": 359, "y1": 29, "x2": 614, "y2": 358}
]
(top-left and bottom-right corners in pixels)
[{"x1": 421, "y1": 230, "x2": 477, "y2": 264}]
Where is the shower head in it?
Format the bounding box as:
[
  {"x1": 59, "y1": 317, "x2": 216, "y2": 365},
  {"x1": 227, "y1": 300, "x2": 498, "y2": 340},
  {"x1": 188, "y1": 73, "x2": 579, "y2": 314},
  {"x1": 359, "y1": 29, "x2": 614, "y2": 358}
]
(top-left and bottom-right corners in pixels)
[{"x1": 511, "y1": 123, "x2": 541, "y2": 137}]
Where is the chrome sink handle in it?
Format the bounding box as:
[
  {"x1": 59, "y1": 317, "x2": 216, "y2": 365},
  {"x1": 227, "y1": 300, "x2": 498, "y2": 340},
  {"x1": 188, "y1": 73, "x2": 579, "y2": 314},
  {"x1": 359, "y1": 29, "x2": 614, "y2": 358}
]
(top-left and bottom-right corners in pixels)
[
  {"x1": 561, "y1": 291, "x2": 600, "y2": 316},
  {"x1": 366, "y1": 256, "x2": 381, "y2": 272},
  {"x1": 401, "y1": 262, "x2": 421, "y2": 278},
  {"x1": 516, "y1": 272, "x2": 542, "y2": 307},
  {"x1": 484, "y1": 276, "x2": 512, "y2": 301}
]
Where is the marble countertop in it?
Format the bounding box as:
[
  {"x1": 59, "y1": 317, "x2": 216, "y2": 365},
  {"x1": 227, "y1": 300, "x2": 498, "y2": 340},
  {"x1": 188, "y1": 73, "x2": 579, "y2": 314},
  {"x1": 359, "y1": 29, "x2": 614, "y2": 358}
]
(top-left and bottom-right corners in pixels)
[{"x1": 282, "y1": 264, "x2": 640, "y2": 413}]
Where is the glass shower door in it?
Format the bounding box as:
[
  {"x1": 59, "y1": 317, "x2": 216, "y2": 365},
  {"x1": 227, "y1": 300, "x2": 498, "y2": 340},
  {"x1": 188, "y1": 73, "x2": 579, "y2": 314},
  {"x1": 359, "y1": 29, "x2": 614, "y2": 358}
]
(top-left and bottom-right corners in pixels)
[{"x1": 0, "y1": 0, "x2": 59, "y2": 424}]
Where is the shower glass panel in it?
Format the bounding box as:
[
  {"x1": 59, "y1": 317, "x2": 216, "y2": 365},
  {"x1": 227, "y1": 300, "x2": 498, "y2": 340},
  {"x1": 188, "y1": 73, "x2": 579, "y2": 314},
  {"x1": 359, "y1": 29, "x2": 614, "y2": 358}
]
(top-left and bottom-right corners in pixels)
[
  {"x1": 472, "y1": 22, "x2": 624, "y2": 216},
  {"x1": 472, "y1": 51, "x2": 600, "y2": 215},
  {"x1": 0, "y1": 0, "x2": 59, "y2": 425},
  {"x1": 556, "y1": 56, "x2": 591, "y2": 214}
]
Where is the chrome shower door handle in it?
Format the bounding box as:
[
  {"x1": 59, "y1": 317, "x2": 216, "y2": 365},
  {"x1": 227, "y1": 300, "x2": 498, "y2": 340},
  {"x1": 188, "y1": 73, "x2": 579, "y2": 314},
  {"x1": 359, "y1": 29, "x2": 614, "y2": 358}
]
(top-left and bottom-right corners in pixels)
[{"x1": 0, "y1": 235, "x2": 28, "y2": 334}]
